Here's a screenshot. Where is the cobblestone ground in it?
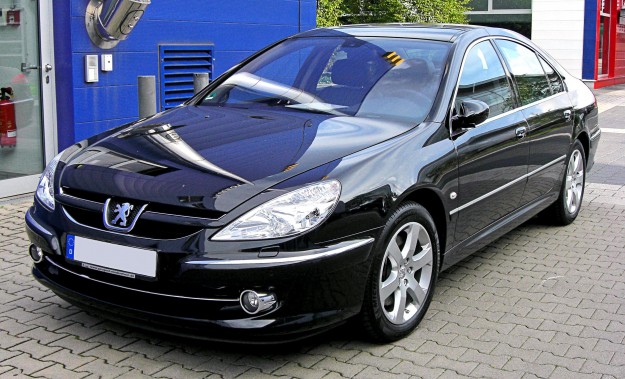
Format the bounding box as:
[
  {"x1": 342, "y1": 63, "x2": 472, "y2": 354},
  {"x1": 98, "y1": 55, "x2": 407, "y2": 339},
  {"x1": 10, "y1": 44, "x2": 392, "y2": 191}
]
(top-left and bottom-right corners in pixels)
[{"x1": 1, "y1": 90, "x2": 624, "y2": 378}]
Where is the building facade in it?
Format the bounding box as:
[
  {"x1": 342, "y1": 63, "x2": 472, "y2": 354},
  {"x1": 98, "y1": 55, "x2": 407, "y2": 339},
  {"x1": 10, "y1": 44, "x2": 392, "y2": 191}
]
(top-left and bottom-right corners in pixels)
[
  {"x1": 468, "y1": 0, "x2": 625, "y2": 88},
  {"x1": 0, "y1": 0, "x2": 315, "y2": 197}
]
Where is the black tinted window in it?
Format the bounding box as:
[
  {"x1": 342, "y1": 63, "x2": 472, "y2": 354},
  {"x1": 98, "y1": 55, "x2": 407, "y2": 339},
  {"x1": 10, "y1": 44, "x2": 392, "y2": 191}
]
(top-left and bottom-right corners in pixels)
[
  {"x1": 456, "y1": 41, "x2": 514, "y2": 121},
  {"x1": 539, "y1": 56, "x2": 564, "y2": 94},
  {"x1": 495, "y1": 40, "x2": 552, "y2": 106}
]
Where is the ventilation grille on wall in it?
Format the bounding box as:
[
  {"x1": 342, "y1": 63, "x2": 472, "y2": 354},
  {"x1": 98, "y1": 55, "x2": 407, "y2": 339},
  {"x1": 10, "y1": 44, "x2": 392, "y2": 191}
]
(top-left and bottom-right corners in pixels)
[{"x1": 159, "y1": 44, "x2": 213, "y2": 110}]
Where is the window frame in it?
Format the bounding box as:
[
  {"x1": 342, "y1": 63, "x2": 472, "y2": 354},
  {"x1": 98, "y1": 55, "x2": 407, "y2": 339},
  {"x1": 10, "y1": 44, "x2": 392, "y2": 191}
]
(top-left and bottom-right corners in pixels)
[
  {"x1": 537, "y1": 54, "x2": 566, "y2": 96},
  {"x1": 497, "y1": 38, "x2": 568, "y2": 95},
  {"x1": 492, "y1": 39, "x2": 554, "y2": 106},
  {"x1": 453, "y1": 39, "x2": 518, "y2": 121},
  {"x1": 447, "y1": 36, "x2": 569, "y2": 139},
  {"x1": 448, "y1": 37, "x2": 519, "y2": 134}
]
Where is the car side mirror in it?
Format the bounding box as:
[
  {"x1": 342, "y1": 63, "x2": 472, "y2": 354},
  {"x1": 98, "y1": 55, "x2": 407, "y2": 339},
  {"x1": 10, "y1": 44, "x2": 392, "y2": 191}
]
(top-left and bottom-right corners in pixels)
[{"x1": 452, "y1": 100, "x2": 490, "y2": 135}]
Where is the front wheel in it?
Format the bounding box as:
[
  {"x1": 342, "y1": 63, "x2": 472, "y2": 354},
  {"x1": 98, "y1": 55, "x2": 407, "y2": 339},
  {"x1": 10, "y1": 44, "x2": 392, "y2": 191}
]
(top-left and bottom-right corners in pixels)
[
  {"x1": 542, "y1": 140, "x2": 586, "y2": 225},
  {"x1": 360, "y1": 202, "x2": 439, "y2": 342}
]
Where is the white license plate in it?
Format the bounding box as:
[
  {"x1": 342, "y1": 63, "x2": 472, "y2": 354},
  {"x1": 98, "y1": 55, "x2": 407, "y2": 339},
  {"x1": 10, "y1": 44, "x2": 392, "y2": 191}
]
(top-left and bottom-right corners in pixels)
[{"x1": 65, "y1": 235, "x2": 157, "y2": 278}]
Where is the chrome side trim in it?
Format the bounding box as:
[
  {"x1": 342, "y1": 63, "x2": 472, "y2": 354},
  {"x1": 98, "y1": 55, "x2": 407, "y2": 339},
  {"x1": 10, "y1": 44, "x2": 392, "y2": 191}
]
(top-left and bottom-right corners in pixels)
[
  {"x1": 43, "y1": 256, "x2": 237, "y2": 302},
  {"x1": 187, "y1": 238, "x2": 375, "y2": 266},
  {"x1": 450, "y1": 155, "x2": 566, "y2": 215},
  {"x1": 590, "y1": 129, "x2": 601, "y2": 140}
]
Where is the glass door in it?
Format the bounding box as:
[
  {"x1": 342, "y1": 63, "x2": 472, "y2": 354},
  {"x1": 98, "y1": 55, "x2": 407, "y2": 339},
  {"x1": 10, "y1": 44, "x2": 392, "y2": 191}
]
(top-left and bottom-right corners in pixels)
[{"x1": 0, "y1": 0, "x2": 56, "y2": 197}]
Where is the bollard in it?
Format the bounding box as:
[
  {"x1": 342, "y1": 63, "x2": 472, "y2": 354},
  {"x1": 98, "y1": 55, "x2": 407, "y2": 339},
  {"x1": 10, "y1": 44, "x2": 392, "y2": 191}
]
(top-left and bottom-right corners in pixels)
[
  {"x1": 138, "y1": 75, "x2": 157, "y2": 118},
  {"x1": 193, "y1": 73, "x2": 210, "y2": 94}
]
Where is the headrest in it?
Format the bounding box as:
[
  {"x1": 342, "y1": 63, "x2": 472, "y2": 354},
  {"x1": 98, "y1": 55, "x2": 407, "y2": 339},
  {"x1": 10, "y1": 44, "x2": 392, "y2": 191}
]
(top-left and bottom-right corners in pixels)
[{"x1": 331, "y1": 59, "x2": 371, "y2": 87}]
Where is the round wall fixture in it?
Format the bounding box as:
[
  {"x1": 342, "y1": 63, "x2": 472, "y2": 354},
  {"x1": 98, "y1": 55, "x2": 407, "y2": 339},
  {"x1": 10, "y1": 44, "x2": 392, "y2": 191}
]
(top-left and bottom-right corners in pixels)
[{"x1": 85, "y1": 0, "x2": 151, "y2": 49}]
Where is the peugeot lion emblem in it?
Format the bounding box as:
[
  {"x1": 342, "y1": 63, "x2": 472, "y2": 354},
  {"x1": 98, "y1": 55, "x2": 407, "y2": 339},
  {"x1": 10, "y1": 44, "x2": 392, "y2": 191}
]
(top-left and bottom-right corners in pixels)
[
  {"x1": 112, "y1": 203, "x2": 133, "y2": 226},
  {"x1": 103, "y1": 198, "x2": 147, "y2": 233}
]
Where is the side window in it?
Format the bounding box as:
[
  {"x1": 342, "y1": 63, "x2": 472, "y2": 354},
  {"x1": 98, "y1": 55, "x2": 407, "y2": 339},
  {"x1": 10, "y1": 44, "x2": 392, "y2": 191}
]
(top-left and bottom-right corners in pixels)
[
  {"x1": 495, "y1": 40, "x2": 552, "y2": 106},
  {"x1": 538, "y1": 56, "x2": 564, "y2": 94},
  {"x1": 456, "y1": 41, "x2": 515, "y2": 121}
]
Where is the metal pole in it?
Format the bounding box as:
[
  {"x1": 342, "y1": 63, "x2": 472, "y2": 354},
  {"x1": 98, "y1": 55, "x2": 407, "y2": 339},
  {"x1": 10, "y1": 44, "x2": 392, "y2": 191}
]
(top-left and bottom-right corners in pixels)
[
  {"x1": 193, "y1": 73, "x2": 210, "y2": 94},
  {"x1": 138, "y1": 75, "x2": 157, "y2": 118}
]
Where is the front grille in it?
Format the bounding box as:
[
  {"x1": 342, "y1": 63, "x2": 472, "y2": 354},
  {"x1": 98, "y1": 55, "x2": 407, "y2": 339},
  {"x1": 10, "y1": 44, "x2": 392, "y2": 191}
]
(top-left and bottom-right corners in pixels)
[
  {"x1": 62, "y1": 204, "x2": 203, "y2": 240},
  {"x1": 61, "y1": 187, "x2": 225, "y2": 220}
]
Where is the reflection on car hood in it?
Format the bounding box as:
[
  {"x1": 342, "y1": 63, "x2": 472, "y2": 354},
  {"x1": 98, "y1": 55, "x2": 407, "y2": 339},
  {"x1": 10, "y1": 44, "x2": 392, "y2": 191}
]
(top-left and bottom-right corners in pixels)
[{"x1": 59, "y1": 105, "x2": 413, "y2": 213}]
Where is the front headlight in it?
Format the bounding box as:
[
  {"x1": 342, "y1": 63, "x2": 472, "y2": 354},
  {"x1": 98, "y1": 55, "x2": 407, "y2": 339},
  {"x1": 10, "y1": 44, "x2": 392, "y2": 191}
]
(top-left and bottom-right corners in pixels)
[
  {"x1": 212, "y1": 180, "x2": 341, "y2": 241},
  {"x1": 35, "y1": 153, "x2": 63, "y2": 211}
]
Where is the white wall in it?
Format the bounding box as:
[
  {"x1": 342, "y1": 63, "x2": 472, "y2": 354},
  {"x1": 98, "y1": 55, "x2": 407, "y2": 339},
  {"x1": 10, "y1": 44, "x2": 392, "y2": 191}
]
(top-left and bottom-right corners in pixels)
[{"x1": 531, "y1": 0, "x2": 586, "y2": 79}]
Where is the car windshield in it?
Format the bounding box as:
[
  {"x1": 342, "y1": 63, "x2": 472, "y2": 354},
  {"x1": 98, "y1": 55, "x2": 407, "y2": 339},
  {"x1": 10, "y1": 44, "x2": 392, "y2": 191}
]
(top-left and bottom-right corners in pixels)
[{"x1": 199, "y1": 36, "x2": 451, "y2": 123}]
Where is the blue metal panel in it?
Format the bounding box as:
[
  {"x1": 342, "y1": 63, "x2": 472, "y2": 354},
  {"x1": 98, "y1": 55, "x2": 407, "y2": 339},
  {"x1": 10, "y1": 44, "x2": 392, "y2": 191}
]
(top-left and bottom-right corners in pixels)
[
  {"x1": 70, "y1": 19, "x2": 299, "y2": 53},
  {"x1": 58, "y1": 0, "x2": 316, "y2": 143},
  {"x1": 71, "y1": 52, "x2": 159, "y2": 87},
  {"x1": 300, "y1": 0, "x2": 318, "y2": 31},
  {"x1": 73, "y1": 86, "x2": 139, "y2": 123},
  {"x1": 52, "y1": 2, "x2": 75, "y2": 150},
  {"x1": 70, "y1": 0, "x2": 301, "y2": 24},
  {"x1": 74, "y1": 117, "x2": 136, "y2": 142},
  {"x1": 582, "y1": 0, "x2": 598, "y2": 80},
  {"x1": 159, "y1": 45, "x2": 213, "y2": 110}
]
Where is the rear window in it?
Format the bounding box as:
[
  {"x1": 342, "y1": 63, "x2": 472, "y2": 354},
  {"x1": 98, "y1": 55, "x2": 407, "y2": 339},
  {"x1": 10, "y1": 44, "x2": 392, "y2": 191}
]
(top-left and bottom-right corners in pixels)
[{"x1": 200, "y1": 36, "x2": 451, "y2": 124}]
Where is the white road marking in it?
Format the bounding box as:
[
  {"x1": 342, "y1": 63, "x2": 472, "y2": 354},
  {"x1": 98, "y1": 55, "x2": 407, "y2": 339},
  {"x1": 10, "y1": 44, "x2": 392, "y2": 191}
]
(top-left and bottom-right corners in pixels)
[{"x1": 600, "y1": 128, "x2": 625, "y2": 134}]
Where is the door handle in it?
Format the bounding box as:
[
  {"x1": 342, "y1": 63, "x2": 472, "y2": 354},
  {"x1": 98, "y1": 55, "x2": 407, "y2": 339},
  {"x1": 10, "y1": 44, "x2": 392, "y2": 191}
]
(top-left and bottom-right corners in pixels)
[
  {"x1": 20, "y1": 63, "x2": 39, "y2": 72},
  {"x1": 563, "y1": 110, "x2": 572, "y2": 121},
  {"x1": 45, "y1": 64, "x2": 53, "y2": 72},
  {"x1": 515, "y1": 126, "x2": 527, "y2": 139}
]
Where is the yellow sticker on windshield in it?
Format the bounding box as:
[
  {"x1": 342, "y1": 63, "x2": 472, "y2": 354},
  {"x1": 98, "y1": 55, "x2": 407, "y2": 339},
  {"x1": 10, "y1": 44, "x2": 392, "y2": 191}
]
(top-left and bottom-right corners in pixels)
[{"x1": 383, "y1": 52, "x2": 405, "y2": 66}]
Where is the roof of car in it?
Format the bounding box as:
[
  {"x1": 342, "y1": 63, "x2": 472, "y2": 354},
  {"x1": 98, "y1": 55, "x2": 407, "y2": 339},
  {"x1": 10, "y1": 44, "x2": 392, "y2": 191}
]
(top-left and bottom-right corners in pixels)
[{"x1": 295, "y1": 24, "x2": 490, "y2": 42}]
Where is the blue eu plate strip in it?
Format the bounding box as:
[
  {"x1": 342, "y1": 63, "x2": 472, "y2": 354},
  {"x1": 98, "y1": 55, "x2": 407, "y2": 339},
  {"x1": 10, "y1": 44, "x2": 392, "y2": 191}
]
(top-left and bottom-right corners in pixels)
[{"x1": 66, "y1": 234, "x2": 75, "y2": 260}]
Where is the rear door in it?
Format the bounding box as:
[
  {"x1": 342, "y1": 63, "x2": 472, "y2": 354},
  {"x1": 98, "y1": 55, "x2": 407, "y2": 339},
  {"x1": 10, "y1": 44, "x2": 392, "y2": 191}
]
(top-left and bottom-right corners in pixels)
[
  {"x1": 494, "y1": 40, "x2": 573, "y2": 205},
  {"x1": 451, "y1": 40, "x2": 529, "y2": 242}
]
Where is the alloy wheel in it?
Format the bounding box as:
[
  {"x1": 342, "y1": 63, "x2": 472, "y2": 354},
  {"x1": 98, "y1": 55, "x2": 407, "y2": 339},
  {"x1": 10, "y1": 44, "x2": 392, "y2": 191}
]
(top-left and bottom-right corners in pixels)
[
  {"x1": 565, "y1": 150, "x2": 584, "y2": 214},
  {"x1": 378, "y1": 222, "x2": 433, "y2": 325}
]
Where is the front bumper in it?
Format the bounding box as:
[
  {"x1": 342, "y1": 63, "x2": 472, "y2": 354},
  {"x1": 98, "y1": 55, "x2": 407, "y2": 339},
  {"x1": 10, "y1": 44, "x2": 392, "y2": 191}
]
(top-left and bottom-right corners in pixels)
[{"x1": 26, "y1": 205, "x2": 378, "y2": 343}]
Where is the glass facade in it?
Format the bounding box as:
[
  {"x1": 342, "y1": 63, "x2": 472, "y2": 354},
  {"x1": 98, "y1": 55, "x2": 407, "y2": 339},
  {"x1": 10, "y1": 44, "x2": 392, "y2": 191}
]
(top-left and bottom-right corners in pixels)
[
  {"x1": 466, "y1": 0, "x2": 532, "y2": 38},
  {"x1": 0, "y1": 1, "x2": 45, "y2": 182},
  {"x1": 492, "y1": 0, "x2": 532, "y2": 10},
  {"x1": 468, "y1": 0, "x2": 488, "y2": 11}
]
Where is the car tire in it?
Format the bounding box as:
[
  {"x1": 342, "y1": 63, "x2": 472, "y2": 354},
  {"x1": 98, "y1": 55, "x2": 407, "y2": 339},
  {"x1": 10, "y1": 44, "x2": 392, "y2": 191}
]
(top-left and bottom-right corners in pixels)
[
  {"x1": 542, "y1": 140, "x2": 586, "y2": 226},
  {"x1": 360, "y1": 202, "x2": 439, "y2": 342}
]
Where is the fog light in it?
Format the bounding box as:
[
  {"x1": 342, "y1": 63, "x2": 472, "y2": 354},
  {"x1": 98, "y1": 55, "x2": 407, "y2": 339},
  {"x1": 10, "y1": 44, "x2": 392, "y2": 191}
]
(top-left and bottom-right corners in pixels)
[
  {"x1": 240, "y1": 290, "x2": 276, "y2": 315},
  {"x1": 29, "y1": 245, "x2": 43, "y2": 263}
]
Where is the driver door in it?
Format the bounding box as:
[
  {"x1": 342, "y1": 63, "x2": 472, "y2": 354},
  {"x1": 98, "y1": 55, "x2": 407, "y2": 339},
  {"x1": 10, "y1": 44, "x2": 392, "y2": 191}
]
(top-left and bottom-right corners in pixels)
[{"x1": 452, "y1": 40, "x2": 530, "y2": 244}]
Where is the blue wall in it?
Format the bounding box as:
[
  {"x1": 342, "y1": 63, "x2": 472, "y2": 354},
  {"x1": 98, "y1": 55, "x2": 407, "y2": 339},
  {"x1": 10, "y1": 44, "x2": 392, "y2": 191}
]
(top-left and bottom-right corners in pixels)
[
  {"x1": 53, "y1": 1, "x2": 317, "y2": 149},
  {"x1": 582, "y1": 0, "x2": 598, "y2": 80}
]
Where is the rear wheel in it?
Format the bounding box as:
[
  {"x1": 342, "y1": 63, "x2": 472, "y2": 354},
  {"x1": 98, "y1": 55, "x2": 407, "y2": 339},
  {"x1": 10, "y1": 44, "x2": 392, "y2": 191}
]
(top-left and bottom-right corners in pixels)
[
  {"x1": 542, "y1": 140, "x2": 586, "y2": 225},
  {"x1": 360, "y1": 202, "x2": 439, "y2": 342}
]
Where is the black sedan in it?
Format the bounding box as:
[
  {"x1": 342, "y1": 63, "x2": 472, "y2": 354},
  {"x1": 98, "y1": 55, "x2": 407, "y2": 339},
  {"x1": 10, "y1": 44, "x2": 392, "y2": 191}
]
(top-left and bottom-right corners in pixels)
[{"x1": 26, "y1": 24, "x2": 600, "y2": 343}]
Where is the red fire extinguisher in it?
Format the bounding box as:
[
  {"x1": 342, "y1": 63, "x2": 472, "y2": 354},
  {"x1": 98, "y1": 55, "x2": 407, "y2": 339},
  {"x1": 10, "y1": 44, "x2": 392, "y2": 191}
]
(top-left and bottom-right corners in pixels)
[{"x1": 0, "y1": 87, "x2": 17, "y2": 148}]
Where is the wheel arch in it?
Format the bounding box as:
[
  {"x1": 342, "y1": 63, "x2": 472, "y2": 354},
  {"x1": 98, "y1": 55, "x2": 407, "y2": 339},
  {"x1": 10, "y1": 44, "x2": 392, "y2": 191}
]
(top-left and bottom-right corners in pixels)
[
  {"x1": 395, "y1": 187, "x2": 448, "y2": 270},
  {"x1": 576, "y1": 130, "x2": 590, "y2": 163}
]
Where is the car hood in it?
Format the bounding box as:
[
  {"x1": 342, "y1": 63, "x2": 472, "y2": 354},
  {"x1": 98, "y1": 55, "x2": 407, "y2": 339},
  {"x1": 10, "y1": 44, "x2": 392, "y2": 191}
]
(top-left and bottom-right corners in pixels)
[{"x1": 59, "y1": 105, "x2": 413, "y2": 213}]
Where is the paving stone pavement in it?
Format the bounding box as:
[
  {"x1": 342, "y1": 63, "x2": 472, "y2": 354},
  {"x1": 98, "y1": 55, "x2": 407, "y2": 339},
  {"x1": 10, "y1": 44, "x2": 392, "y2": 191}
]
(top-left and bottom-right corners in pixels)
[{"x1": 1, "y1": 90, "x2": 624, "y2": 378}]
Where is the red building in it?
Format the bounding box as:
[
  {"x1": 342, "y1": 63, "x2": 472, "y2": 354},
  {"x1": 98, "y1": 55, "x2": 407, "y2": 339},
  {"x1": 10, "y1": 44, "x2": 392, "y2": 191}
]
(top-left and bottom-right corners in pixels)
[{"x1": 586, "y1": 0, "x2": 625, "y2": 87}]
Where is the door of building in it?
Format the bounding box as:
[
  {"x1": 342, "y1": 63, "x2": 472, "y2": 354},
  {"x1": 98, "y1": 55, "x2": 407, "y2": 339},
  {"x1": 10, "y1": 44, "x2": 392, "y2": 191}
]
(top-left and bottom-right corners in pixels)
[{"x1": 0, "y1": 0, "x2": 56, "y2": 198}]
